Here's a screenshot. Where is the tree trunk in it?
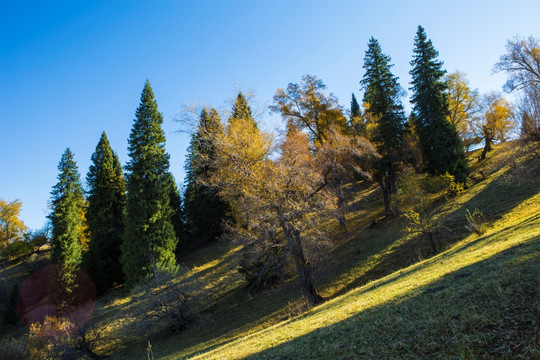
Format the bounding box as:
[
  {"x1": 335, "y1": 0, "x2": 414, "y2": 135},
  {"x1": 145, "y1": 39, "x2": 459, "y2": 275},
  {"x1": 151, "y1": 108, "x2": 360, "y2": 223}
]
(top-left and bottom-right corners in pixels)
[
  {"x1": 281, "y1": 220, "x2": 323, "y2": 307},
  {"x1": 480, "y1": 136, "x2": 492, "y2": 160},
  {"x1": 335, "y1": 186, "x2": 347, "y2": 230},
  {"x1": 379, "y1": 177, "x2": 392, "y2": 218}
]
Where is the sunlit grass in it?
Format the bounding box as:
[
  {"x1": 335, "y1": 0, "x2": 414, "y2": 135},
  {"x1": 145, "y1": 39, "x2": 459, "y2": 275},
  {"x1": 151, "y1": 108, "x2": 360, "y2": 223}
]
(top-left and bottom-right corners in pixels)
[{"x1": 184, "y1": 190, "x2": 539, "y2": 359}]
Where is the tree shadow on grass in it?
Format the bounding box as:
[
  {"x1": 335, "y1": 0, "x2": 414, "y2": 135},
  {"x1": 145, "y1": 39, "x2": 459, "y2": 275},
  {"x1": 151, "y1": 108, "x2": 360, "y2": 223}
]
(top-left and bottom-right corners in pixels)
[{"x1": 240, "y1": 238, "x2": 539, "y2": 360}]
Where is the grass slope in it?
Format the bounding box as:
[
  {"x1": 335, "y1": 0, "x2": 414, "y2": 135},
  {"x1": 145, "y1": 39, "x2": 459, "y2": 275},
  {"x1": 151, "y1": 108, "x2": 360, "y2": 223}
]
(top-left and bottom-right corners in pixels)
[
  {"x1": 2, "y1": 143, "x2": 538, "y2": 359},
  {"x1": 109, "y1": 143, "x2": 539, "y2": 359}
]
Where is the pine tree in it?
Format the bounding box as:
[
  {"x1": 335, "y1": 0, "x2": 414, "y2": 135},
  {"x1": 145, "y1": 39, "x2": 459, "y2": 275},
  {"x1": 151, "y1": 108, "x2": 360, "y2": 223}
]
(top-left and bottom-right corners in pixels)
[
  {"x1": 184, "y1": 108, "x2": 229, "y2": 251},
  {"x1": 121, "y1": 80, "x2": 178, "y2": 287},
  {"x1": 410, "y1": 26, "x2": 469, "y2": 183},
  {"x1": 361, "y1": 37, "x2": 405, "y2": 216},
  {"x1": 49, "y1": 148, "x2": 85, "y2": 305},
  {"x1": 83, "y1": 132, "x2": 126, "y2": 294}
]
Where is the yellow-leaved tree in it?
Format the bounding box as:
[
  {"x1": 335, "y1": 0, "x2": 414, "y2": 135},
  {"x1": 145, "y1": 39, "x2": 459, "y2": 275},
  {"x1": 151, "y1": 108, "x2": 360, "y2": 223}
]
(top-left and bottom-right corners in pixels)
[
  {"x1": 0, "y1": 198, "x2": 27, "y2": 253},
  {"x1": 445, "y1": 71, "x2": 481, "y2": 150},
  {"x1": 471, "y1": 92, "x2": 514, "y2": 160}
]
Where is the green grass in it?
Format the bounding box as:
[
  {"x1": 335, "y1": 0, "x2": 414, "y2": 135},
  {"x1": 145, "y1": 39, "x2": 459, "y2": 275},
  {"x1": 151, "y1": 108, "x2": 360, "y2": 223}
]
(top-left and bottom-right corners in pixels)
[{"x1": 3, "y1": 143, "x2": 539, "y2": 359}]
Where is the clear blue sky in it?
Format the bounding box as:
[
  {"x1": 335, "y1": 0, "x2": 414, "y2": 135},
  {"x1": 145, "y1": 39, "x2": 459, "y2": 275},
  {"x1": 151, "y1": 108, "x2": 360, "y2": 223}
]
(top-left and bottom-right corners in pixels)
[{"x1": 1, "y1": 0, "x2": 539, "y2": 229}]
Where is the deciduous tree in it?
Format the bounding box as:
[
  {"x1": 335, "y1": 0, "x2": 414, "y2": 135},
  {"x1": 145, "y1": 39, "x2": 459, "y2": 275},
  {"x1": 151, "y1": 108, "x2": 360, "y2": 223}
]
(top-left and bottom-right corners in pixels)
[
  {"x1": 471, "y1": 92, "x2": 514, "y2": 160},
  {"x1": 494, "y1": 36, "x2": 540, "y2": 140},
  {"x1": 445, "y1": 71, "x2": 481, "y2": 149},
  {"x1": 271, "y1": 75, "x2": 348, "y2": 145},
  {"x1": 0, "y1": 199, "x2": 26, "y2": 252}
]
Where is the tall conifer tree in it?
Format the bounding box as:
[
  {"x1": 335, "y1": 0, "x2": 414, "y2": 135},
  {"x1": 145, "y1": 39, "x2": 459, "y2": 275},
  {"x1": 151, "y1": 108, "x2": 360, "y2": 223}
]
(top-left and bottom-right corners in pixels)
[
  {"x1": 410, "y1": 26, "x2": 469, "y2": 183},
  {"x1": 361, "y1": 37, "x2": 405, "y2": 216},
  {"x1": 84, "y1": 132, "x2": 126, "y2": 293},
  {"x1": 121, "y1": 81, "x2": 177, "y2": 287},
  {"x1": 49, "y1": 148, "x2": 85, "y2": 303},
  {"x1": 184, "y1": 108, "x2": 229, "y2": 251}
]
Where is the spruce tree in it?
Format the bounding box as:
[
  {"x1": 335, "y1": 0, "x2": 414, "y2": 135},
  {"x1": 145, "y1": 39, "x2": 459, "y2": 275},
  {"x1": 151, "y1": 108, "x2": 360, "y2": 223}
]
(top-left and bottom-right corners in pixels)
[
  {"x1": 83, "y1": 132, "x2": 126, "y2": 294},
  {"x1": 184, "y1": 108, "x2": 229, "y2": 251},
  {"x1": 231, "y1": 92, "x2": 256, "y2": 127},
  {"x1": 121, "y1": 80, "x2": 178, "y2": 287},
  {"x1": 49, "y1": 148, "x2": 85, "y2": 304},
  {"x1": 350, "y1": 93, "x2": 361, "y2": 119},
  {"x1": 410, "y1": 26, "x2": 469, "y2": 183},
  {"x1": 361, "y1": 37, "x2": 405, "y2": 216}
]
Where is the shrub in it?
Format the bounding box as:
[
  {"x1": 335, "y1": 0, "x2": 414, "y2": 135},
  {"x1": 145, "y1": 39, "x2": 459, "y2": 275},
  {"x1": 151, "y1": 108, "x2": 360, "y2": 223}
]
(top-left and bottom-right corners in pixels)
[
  {"x1": 128, "y1": 266, "x2": 198, "y2": 335},
  {"x1": 421, "y1": 172, "x2": 464, "y2": 197},
  {"x1": 27, "y1": 315, "x2": 105, "y2": 360},
  {"x1": 238, "y1": 239, "x2": 288, "y2": 293},
  {"x1": 398, "y1": 171, "x2": 447, "y2": 257},
  {"x1": 465, "y1": 208, "x2": 488, "y2": 236},
  {"x1": 0, "y1": 337, "x2": 27, "y2": 359}
]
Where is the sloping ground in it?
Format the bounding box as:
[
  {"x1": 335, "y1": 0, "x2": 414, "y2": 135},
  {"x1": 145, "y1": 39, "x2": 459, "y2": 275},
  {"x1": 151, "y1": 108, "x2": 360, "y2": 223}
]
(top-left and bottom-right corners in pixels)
[
  {"x1": 184, "y1": 191, "x2": 539, "y2": 359},
  {"x1": 105, "y1": 143, "x2": 540, "y2": 359}
]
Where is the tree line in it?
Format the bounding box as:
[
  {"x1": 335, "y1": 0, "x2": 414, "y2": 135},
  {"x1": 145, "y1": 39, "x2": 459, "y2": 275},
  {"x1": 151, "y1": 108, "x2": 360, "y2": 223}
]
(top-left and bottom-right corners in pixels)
[{"x1": 3, "y1": 27, "x2": 538, "y2": 309}]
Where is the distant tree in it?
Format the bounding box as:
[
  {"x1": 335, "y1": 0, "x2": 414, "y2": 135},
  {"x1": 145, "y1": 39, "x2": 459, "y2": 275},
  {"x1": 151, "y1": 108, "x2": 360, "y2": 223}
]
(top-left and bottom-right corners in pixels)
[
  {"x1": 48, "y1": 148, "x2": 85, "y2": 304},
  {"x1": 0, "y1": 199, "x2": 26, "y2": 253},
  {"x1": 471, "y1": 92, "x2": 514, "y2": 160},
  {"x1": 494, "y1": 36, "x2": 540, "y2": 140},
  {"x1": 270, "y1": 74, "x2": 348, "y2": 145},
  {"x1": 445, "y1": 71, "x2": 481, "y2": 150},
  {"x1": 361, "y1": 37, "x2": 406, "y2": 217},
  {"x1": 230, "y1": 92, "x2": 257, "y2": 127},
  {"x1": 166, "y1": 174, "x2": 186, "y2": 255},
  {"x1": 83, "y1": 132, "x2": 126, "y2": 294},
  {"x1": 349, "y1": 93, "x2": 366, "y2": 136},
  {"x1": 121, "y1": 81, "x2": 178, "y2": 288},
  {"x1": 410, "y1": 26, "x2": 469, "y2": 183},
  {"x1": 184, "y1": 108, "x2": 229, "y2": 251}
]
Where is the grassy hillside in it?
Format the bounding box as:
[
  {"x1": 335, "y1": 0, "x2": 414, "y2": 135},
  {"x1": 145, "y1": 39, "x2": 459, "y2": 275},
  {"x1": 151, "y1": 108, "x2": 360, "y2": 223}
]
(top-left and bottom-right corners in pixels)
[
  {"x1": 2, "y1": 142, "x2": 539, "y2": 359},
  {"x1": 104, "y1": 142, "x2": 539, "y2": 359}
]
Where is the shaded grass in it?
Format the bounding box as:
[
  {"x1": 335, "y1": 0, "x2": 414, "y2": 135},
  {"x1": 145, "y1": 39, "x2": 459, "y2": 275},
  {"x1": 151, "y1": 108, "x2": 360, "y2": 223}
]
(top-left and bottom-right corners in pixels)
[{"x1": 187, "y1": 190, "x2": 540, "y2": 359}]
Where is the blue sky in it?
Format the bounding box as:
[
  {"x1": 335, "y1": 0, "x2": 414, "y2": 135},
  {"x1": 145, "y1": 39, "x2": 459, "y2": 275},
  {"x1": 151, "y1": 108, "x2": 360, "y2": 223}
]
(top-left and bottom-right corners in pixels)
[{"x1": 1, "y1": 0, "x2": 539, "y2": 229}]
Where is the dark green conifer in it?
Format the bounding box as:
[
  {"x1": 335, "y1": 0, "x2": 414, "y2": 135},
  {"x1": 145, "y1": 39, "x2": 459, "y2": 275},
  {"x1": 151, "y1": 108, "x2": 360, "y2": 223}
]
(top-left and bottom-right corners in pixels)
[
  {"x1": 121, "y1": 80, "x2": 178, "y2": 287},
  {"x1": 49, "y1": 148, "x2": 84, "y2": 269},
  {"x1": 48, "y1": 148, "x2": 85, "y2": 305},
  {"x1": 350, "y1": 93, "x2": 361, "y2": 119},
  {"x1": 83, "y1": 132, "x2": 126, "y2": 293},
  {"x1": 184, "y1": 108, "x2": 229, "y2": 251},
  {"x1": 231, "y1": 92, "x2": 256, "y2": 127},
  {"x1": 409, "y1": 26, "x2": 469, "y2": 183},
  {"x1": 361, "y1": 37, "x2": 405, "y2": 216}
]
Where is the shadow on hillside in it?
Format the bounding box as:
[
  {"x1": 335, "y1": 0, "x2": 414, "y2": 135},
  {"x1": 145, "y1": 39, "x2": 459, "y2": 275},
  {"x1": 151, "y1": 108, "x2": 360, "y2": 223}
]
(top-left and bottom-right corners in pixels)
[
  {"x1": 241, "y1": 237, "x2": 539, "y2": 360},
  {"x1": 320, "y1": 157, "x2": 540, "y2": 305},
  {"x1": 440, "y1": 166, "x2": 540, "y2": 245}
]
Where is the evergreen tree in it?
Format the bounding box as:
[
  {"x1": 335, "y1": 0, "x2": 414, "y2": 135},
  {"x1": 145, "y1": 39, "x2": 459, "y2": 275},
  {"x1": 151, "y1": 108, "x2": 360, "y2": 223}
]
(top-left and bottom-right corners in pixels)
[
  {"x1": 48, "y1": 148, "x2": 85, "y2": 304},
  {"x1": 349, "y1": 93, "x2": 365, "y2": 135},
  {"x1": 230, "y1": 92, "x2": 256, "y2": 127},
  {"x1": 121, "y1": 80, "x2": 178, "y2": 288},
  {"x1": 410, "y1": 26, "x2": 469, "y2": 183},
  {"x1": 83, "y1": 132, "x2": 126, "y2": 294},
  {"x1": 350, "y1": 93, "x2": 361, "y2": 119},
  {"x1": 166, "y1": 173, "x2": 186, "y2": 254},
  {"x1": 184, "y1": 108, "x2": 229, "y2": 251},
  {"x1": 361, "y1": 37, "x2": 405, "y2": 216}
]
